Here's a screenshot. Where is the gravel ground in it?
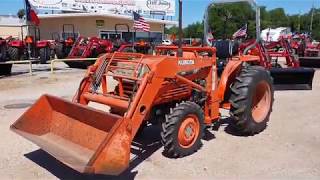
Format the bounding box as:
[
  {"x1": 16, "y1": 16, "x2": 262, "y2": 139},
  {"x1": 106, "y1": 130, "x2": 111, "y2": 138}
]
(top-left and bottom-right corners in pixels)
[{"x1": 0, "y1": 63, "x2": 320, "y2": 180}]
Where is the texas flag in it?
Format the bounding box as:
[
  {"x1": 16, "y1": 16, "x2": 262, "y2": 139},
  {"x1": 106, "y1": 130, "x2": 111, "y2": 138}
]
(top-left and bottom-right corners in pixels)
[{"x1": 25, "y1": 0, "x2": 40, "y2": 26}]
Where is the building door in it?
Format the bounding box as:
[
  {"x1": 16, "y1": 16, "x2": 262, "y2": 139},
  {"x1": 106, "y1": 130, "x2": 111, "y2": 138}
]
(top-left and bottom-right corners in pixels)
[{"x1": 100, "y1": 31, "x2": 121, "y2": 40}]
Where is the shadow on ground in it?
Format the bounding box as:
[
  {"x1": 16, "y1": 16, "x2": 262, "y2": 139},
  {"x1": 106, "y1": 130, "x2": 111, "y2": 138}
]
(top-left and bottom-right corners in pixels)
[
  {"x1": 24, "y1": 125, "x2": 163, "y2": 180},
  {"x1": 24, "y1": 116, "x2": 244, "y2": 179},
  {"x1": 212, "y1": 116, "x2": 251, "y2": 137},
  {"x1": 0, "y1": 67, "x2": 68, "y2": 79}
]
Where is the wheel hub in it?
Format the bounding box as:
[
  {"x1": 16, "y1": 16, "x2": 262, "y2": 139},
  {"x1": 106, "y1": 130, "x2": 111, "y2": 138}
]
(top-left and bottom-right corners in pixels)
[
  {"x1": 178, "y1": 115, "x2": 200, "y2": 148},
  {"x1": 185, "y1": 125, "x2": 194, "y2": 138},
  {"x1": 251, "y1": 81, "x2": 272, "y2": 123}
]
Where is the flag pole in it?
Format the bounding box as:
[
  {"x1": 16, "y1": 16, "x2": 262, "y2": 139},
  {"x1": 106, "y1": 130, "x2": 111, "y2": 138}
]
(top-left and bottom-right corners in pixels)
[
  {"x1": 23, "y1": 0, "x2": 28, "y2": 39},
  {"x1": 177, "y1": 0, "x2": 183, "y2": 57},
  {"x1": 310, "y1": 1, "x2": 315, "y2": 35},
  {"x1": 24, "y1": 0, "x2": 27, "y2": 24}
]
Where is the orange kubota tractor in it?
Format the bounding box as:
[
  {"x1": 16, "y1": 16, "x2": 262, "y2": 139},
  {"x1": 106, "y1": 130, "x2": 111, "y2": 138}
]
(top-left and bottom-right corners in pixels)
[{"x1": 10, "y1": 0, "x2": 274, "y2": 176}]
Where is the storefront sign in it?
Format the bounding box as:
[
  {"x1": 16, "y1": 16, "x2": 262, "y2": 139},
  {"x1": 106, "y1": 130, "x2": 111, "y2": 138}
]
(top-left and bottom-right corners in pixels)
[
  {"x1": 96, "y1": 20, "x2": 104, "y2": 27},
  {"x1": 28, "y1": 0, "x2": 175, "y2": 16}
]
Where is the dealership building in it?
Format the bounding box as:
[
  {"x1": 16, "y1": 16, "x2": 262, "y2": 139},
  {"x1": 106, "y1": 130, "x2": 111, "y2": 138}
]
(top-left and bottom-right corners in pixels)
[
  {"x1": 0, "y1": 0, "x2": 177, "y2": 43},
  {"x1": 0, "y1": 15, "x2": 26, "y2": 39},
  {"x1": 0, "y1": 13, "x2": 177, "y2": 43},
  {"x1": 37, "y1": 13, "x2": 177, "y2": 43}
]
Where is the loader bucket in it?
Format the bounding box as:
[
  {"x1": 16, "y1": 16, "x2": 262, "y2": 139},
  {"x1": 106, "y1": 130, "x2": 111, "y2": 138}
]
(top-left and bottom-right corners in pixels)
[
  {"x1": 299, "y1": 57, "x2": 320, "y2": 68},
  {"x1": 270, "y1": 67, "x2": 315, "y2": 90},
  {"x1": 10, "y1": 94, "x2": 132, "y2": 175}
]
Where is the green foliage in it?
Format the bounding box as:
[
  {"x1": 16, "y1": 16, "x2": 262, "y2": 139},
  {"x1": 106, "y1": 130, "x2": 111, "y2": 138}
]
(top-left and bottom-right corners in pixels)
[
  {"x1": 268, "y1": 8, "x2": 288, "y2": 28},
  {"x1": 184, "y1": 22, "x2": 203, "y2": 38},
  {"x1": 165, "y1": 25, "x2": 179, "y2": 35},
  {"x1": 209, "y1": 2, "x2": 255, "y2": 38},
  {"x1": 17, "y1": 9, "x2": 25, "y2": 19},
  {"x1": 165, "y1": 2, "x2": 320, "y2": 40}
]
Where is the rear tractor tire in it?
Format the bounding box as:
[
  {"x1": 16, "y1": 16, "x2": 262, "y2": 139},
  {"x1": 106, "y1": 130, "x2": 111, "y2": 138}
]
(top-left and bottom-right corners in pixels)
[
  {"x1": 161, "y1": 101, "x2": 204, "y2": 158},
  {"x1": 55, "y1": 43, "x2": 66, "y2": 59},
  {"x1": 39, "y1": 47, "x2": 51, "y2": 64},
  {"x1": 0, "y1": 44, "x2": 6, "y2": 61},
  {"x1": 229, "y1": 66, "x2": 274, "y2": 135}
]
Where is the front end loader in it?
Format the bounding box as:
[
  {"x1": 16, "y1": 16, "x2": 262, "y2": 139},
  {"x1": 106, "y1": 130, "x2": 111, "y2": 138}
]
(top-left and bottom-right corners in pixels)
[
  {"x1": 11, "y1": 46, "x2": 274, "y2": 175},
  {"x1": 64, "y1": 36, "x2": 113, "y2": 69},
  {"x1": 262, "y1": 37, "x2": 314, "y2": 90},
  {"x1": 11, "y1": 0, "x2": 275, "y2": 176}
]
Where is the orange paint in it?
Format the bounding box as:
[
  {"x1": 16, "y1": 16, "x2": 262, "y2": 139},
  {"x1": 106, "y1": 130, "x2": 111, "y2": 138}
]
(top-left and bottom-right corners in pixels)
[{"x1": 10, "y1": 46, "x2": 265, "y2": 175}]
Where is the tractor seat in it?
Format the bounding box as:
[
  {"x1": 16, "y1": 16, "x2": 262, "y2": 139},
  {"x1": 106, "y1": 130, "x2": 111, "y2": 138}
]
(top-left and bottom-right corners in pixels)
[
  {"x1": 166, "y1": 51, "x2": 197, "y2": 58},
  {"x1": 213, "y1": 40, "x2": 239, "y2": 59},
  {"x1": 213, "y1": 40, "x2": 239, "y2": 76}
]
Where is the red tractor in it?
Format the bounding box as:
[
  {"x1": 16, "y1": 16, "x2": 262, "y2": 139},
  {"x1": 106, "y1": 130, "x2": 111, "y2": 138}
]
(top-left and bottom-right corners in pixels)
[
  {"x1": 239, "y1": 37, "x2": 314, "y2": 90},
  {"x1": 203, "y1": 0, "x2": 314, "y2": 90},
  {"x1": 0, "y1": 36, "x2": 12, "y2": 75},
  {"x1": 63, "y1": 36, "x2": 113, "y2": 69},
  {"x1": 6, "y1": 25, "x2": 51, "y2": 64},
  {"x1": 117, "y1": 40, "x2": 152, "y2": 54},
  {"x1": 112, "y1": 24, "x2": 152, "y2": 54},
  {"x1": 294, "y1": 34, "x2": 320, "y2": 67},
  {"x1": 54, "y1": 24, "x2": 77, "y2": 59}
]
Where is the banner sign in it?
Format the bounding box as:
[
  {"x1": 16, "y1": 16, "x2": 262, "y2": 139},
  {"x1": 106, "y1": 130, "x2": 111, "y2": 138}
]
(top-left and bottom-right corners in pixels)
[{"x1": 29, "y1": 0, "x2": 175, "y2": 16}]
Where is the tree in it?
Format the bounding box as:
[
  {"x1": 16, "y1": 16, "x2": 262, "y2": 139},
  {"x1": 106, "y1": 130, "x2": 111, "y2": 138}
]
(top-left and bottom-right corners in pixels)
[
  {"x1": 208, "y1": 2, "x2": 255, "y2": 39},
  {"x1": 17, "y1": 9, "x2": 25, "y2": 19},
  {"x1": 268, "y1": 8, "x2": 288, "y2": 27},
  {"x1": 165, "y1": 25, "x2": 179, "y2": 35},
  {"x1": 184, "y1": 22, "x2": 203, "y2": 38},
  {"x1": 167, "y1": 3, "x2": 320, "y2": 40}
]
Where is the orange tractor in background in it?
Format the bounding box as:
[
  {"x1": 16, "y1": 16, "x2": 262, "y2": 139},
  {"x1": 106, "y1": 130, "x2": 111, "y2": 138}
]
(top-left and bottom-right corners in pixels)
[{"x1": 11, "y1": 0, "x2": 274, "y2": 176}]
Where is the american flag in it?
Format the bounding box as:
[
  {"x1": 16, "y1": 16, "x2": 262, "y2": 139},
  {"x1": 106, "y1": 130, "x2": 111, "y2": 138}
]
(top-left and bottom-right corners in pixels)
[
  {"x1": 232, "y1": 24, "x2": 247, "y2": 39},
  {"x1": 133, "y1": 12, "x2": 150, "y2": 32}
]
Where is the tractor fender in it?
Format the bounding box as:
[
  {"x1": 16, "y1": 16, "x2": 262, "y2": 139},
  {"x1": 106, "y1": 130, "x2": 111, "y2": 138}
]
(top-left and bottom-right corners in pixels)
[
  {"x1": 36, "y1": 41, "x2": 50, "y2": 48},
  {"x1": 8, "y1": 40, "x2": 23, "y2": 48},
  {"x1": 215, "y1": 60, "x2": 243, "y2": 101}
]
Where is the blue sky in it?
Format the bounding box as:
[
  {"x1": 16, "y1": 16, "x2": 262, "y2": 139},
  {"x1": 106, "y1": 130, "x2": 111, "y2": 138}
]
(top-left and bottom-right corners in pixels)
[{"x1": 0, "y1": 0, "x2": 319, "y2": 26}]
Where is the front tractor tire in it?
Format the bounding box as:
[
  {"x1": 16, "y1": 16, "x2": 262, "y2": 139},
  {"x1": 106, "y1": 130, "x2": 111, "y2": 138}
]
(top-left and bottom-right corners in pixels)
[
  {"x1": 7, "y1": 47, "x2": 20, "y2": 60},
  {"x1": 161, "y1": 101, "x2": 204, "y2": 158},
  {"x1": 229, "y1": 66, "x2": 274, "y2": 135},
  {"x1": 55, "y1": 43, "x2": 64, "y2": 59}
]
